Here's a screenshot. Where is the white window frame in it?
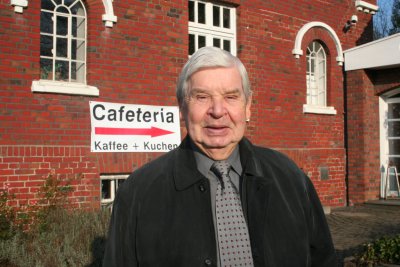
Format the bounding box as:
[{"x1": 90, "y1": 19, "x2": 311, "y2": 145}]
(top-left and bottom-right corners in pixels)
[
  {"x1": 32, "y1": 0, "x2": 99, "y2": 96},
  {"x1": 100, "y1": 174, "x2": 129, "y2": 209},
  {"x1": 304, "y1": 41, "x2": 336, "y2": 115},
  {"x1": 188, "y1": 0, "x2": 237, "y2": 56}
]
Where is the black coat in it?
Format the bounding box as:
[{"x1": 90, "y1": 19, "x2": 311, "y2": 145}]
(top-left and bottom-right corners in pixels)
[{"x1": 103, "y1": 136, "x2": 337, "y2": 267}]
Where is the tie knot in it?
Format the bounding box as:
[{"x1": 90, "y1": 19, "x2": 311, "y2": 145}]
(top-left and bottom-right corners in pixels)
[{"x1": 211, "y1": 160, "x2": 231, "y2": 178}]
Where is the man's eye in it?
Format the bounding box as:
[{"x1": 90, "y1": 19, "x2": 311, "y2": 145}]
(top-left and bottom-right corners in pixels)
[
  {"x1": 195, "y1": 95, "x2": 210, "y2": 102},
  {"x1": 226, "y1": 95, "x2": 239, "y2": 101}
]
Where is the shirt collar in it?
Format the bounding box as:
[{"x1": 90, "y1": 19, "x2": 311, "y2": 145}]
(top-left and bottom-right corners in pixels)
[{"x1": 190, "y1": 140, "x2": 242, "y2": 177}]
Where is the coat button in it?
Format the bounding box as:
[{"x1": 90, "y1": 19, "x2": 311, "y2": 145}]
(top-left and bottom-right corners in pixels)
[
  {"x1": 198, "y1": 184, "x2": 206, "y2": 192},
  {"x1": 204, "y1": 258, "x2": 212, "y2": 266}
]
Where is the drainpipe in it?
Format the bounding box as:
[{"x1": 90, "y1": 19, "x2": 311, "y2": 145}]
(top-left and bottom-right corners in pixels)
[{"x1": 342, "y1": 68, "x2": 350, "y2": 206}]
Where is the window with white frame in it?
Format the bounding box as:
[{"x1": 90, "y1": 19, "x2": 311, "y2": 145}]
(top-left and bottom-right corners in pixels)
[
  {"x1": 101, "y1": 174, "x2": 128, "y2": 209},
  {"x1": 32, "y1": 0, "x2": 98, "y2": 96},
  {"x1": 188, "y1": 0, "x2": 237, "y2": 56},
  {"x1": 306, "y1": 41, "x2": 326, "y2": 106},
  {"x1": 304, "y1": 41, "x2": 336, "y2": 115},
  {"x1": 40, "y1": 0, "x2": 87, "y2": 83}
]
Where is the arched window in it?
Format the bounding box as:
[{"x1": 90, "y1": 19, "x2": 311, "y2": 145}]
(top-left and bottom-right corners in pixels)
[
  {"x1": 306, "y1": 41, "x2": 326, "y2": 107},
  {"x1": 40, "y1": 0, "x2": 87, "y2": 83}
]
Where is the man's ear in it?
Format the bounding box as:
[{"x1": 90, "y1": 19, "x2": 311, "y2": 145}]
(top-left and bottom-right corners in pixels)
[{"x1": 245, "y1": 94, "x2": 252, "y2": 122}]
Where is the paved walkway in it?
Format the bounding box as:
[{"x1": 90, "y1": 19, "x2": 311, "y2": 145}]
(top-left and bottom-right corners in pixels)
[{"x1": 326, "y1": 201, "x2": 400, "y2": 266}]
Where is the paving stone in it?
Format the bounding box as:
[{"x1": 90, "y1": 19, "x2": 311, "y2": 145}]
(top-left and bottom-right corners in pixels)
[{"x1": 327, "y1": 202, "x2": 400, "y2": 266}]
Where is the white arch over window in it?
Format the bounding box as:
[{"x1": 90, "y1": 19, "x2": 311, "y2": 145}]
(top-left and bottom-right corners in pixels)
[
  {"x1": 10, "y1": 0, "x2": 117, "y2": 27},
  {"x1": 292, "y1": 21, "x2": 344, "y2": 66}
]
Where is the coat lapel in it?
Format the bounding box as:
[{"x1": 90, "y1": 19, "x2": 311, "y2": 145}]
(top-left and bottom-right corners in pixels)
[{"x1": 173, "y1": 136, "x2": 205, "y2": 191}]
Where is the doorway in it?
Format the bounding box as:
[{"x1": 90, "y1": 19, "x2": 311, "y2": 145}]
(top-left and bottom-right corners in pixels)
[{"x1": 379, "y1": 91, "x2": 400, "y2": 197}]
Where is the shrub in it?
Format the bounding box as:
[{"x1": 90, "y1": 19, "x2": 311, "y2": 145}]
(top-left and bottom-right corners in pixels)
[
  {"x1": 0, "y1": 173, "x2": 111, "y2": 266},
  {"x1": 0, "y1": 187, "x2": 16, "y2": 241},
  {"x1": 357, "y1": 234, "x2": 400, "y2": 266},
  {"x1": 0, "y1": 208, "x2": 110, "y2": 267}
]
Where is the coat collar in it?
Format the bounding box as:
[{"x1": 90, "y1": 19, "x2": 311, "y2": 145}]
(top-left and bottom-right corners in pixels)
[{"x1": 173, "y1": 136, "x2": 272, "y2": 191}]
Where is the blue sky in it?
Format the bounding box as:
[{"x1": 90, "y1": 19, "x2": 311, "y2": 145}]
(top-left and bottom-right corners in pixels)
[{"x1": 375, "y1": 0, "x2": 394, "y2": 29}]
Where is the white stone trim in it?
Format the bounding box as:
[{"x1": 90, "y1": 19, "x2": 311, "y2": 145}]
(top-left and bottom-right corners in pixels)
[
  {"x1": 10, "y1": 0, "x2": 117, "y2": 27},
  {"x1": 355, "y1": 0, "x2": 379, "y2": 15},
  {"x1": 292, "y1": 21, "x2": 344, "y2": 66},
  {"x1": 344, "y1": 33, "x2": 400, "y2": 71},
  {"x1": 31, "y1": 80, "x2": 99, "y2": 96},
  {"x1": 10, "y1": 0, "x2": 27, "y2": 13},
  {"x1": 102, "y1": 0, "x2": 117, "y2": 27},
  {"x1": 303, "y1": 104, "x2": 337, "y2": 115}
]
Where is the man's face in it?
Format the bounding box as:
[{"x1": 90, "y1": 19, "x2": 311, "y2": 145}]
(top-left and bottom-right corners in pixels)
[{"x1": 181, "y1": 66, "x2": 251, "y2": 160}]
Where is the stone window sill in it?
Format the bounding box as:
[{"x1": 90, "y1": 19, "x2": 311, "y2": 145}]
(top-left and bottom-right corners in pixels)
[
  {"x1": 31, "y1": 80, "x2": 99, "y2": 96},
  {"x1": 303, "y1": 104, "x2": 337, "y2": 115}
]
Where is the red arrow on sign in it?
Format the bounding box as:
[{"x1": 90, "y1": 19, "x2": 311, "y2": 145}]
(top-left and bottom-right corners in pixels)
[{"x1": 95, "y1": 126, "x2": 174, "y2": 137}]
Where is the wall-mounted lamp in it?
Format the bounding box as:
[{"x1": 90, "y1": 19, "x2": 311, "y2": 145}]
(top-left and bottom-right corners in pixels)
[{"x1": 343, "y1": 15, "x2": 358, "y2": 32}]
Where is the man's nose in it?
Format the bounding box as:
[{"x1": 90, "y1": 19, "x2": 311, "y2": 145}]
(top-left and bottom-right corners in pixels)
[{"x1": 208, "y1": 97, "x2": 226, "y2": 118}]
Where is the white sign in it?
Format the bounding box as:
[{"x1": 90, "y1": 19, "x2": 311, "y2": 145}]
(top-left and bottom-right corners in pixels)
[{"x1": 90, "y1": 101, "x2": 181, "y2": 152}]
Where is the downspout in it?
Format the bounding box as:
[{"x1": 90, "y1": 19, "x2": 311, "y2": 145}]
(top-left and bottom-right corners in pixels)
[{"x1": 342, "y1": 68, "x2": 350, "y2": 206}]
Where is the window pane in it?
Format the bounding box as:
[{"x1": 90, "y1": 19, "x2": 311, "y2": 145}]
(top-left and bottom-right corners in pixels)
[
  {"x1": 189, "y1": 34, "x2": 195, "y2": 55},
  {"x1": 389, "y1": 139, "x2": 400, "y2": 154},
  {"x1": 41, "y1": 0, "x2": 55, "y2": 10},
  {"x1": 189, "y1": 1, "x2": 194, "y2": 22},
  {"x1": 213, "y1": 6, "x2": 220, "y2": 27},
  {"x1": 72, "y1": 17, "x2": 85, "y2": 38},
  {"x1": 56, "y1": 15, "x2": 68, "y2": 35},
  {"x1": 72, "y1": 39, "x2": 85, "y2": 60},
  {"x1": 41, "y1": 11, "x2": 53, "y2": 34},
  {"x1": 71, "y1": 61, "x2": 84, "y2": 82},
  {"x1": 56, "y1": 37, "x2": 68, "y2": 57},
  {"x1": 198, "y1": 2, "x2": 205, "y2": 24},
  {"x1": 70, "y1": 1, "x2": 84, "y2": 16},
  {"x1": 310, "y1": 58, "x2": 315, "y2": 73},
  {"x1": 64, "y1": 0, "x2": 76, "y2": 7},
  {"x1": 101, "y1": 180, "x2": 111, "y2": 200},
  {"x1": 223, "y1": 8, "x2": 230, "y2": 28},
  {"x1": 55, "y1": 60, "x2": 69, "y2": 81},
  {"x1": 40, "y1": 58, "x2": 53, "y2": 79},
  {"x1": 198, "y1": 35, "x2": 206, "y2": 49},
  {"x1": 388, "y1": 103, "x2": 400, "y2": 119},
  {"x1": 56, "y1": 6, "x2": 69, "y2": 14},
  {"x1": 389, "y1": 157, "x2": 400, "y2": 173},
  {"x1": 72, "y1": 17, "x2": 77, "y2": 37},
  {"x1": 223, "y1": 40, "x2": 231, "y2": 52},
  {"x1": 40, "y1": 35, "x2": 53, "y2": 57},
  {"x1": 388, "y1": 121, "x2": 400, "y2": 137},
  {"x1": 213, "y1": 38, "x2": 221, "y2": 48}
]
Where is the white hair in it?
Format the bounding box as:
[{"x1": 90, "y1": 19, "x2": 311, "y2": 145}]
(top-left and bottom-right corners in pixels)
[{"x1": 176, "y1": 47, "x2": 251, "y2": 108}]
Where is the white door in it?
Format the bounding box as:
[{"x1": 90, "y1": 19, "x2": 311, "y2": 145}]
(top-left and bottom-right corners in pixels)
[{"x1": 380, "y1": 93, "x2": 400, "y2": 197}]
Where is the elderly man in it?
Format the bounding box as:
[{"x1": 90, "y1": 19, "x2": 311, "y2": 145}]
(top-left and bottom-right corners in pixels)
[{"x1": 103, "y1": 47, "x2": 337, "y2": 267}]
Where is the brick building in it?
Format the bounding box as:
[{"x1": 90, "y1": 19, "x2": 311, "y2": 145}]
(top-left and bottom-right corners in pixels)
[{"x1": 1, "y1": 0, "x2": 395, "y2": 210}]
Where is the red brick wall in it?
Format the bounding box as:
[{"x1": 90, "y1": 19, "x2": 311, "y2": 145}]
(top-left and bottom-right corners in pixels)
[
  {"x1": 370, "y1": 68, "x2": 400, "y2": 95},
  {"x1": 345, "y1": 69, "x2": 381, "y2": 204},
  {"x1": 0, "y1": 0, "x2": 377, "y2": 208}
]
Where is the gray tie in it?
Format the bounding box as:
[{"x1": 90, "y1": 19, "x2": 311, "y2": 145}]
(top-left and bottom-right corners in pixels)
[{"x1": 211, "y1": 161, "x2": 254, "y2": 267}]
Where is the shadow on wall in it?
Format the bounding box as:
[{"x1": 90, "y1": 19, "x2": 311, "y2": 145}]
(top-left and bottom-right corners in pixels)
[{"x1": 355, "y1": 19, "x2": 374, "y2": 46}]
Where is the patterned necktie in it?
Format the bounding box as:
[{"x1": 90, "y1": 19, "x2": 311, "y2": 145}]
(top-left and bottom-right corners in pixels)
[{"x1": 211, "y1": 161, "x2": 254, "y2": 267}]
